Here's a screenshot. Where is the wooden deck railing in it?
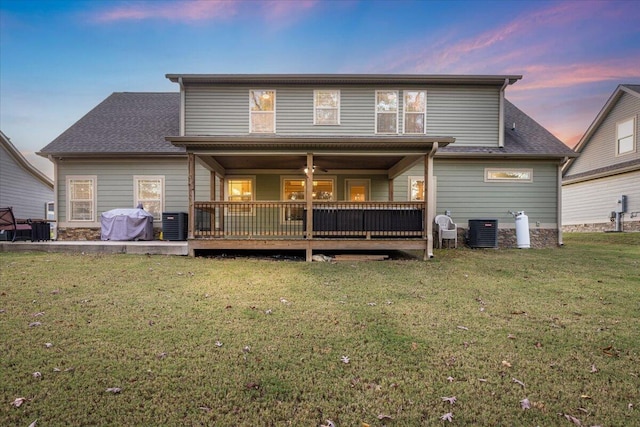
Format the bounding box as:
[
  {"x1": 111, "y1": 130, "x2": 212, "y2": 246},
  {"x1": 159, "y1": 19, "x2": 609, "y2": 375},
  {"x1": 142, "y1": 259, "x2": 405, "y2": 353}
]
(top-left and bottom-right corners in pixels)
[{"x1": 193, "y1": 201, "x2": 426, "y2": 239}]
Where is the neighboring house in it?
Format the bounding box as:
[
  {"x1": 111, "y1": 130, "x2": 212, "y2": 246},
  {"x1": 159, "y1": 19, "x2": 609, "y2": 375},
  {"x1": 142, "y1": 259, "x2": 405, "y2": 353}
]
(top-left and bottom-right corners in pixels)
[
  {"x1": 38, "y1": 74, "x2": 576, "y2": 259},
  {"x1": 562, "y1": 84, "x2": 640, "y2": 232},
  {"x1": 0, "y1": 130, "x2": 53, "y2": 219}
]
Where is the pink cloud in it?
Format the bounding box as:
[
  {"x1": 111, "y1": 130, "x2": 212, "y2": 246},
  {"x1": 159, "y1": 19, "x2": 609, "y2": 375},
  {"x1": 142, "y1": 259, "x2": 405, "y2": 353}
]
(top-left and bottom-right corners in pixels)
[{"x1": 92, "y1": 0, "x2": 240, "y2": 23}]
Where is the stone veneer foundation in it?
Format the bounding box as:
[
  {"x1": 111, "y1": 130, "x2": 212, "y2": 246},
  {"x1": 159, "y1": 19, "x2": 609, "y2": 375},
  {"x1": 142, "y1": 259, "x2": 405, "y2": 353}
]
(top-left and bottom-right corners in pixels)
[{"x1": 563, "y1": 220, "x2": 640, "y2": 233}]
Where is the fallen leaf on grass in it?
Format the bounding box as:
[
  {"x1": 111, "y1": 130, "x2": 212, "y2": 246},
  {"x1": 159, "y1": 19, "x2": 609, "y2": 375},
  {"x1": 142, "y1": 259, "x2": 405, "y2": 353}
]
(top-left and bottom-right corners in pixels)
[
  {"x1": 320, "y1": 420, "x2": 335, "y2": 427},
  {"x1": 106, "y1": 387, "x2": 121, "y2": 394},
  {"x1": 243, "y1": 345, "x2": 251, "y2": 353},
  {"x1": 28, "y1": 420, "x2": 37, "y2": 427},
  {"x1": 502, "y1": 360, "x2": 512, "y2": 368},
  {"x1": 32, "y1": 372, "x2": 42, "y2": 379},
  {"x1": 447, "y1": 376, "x2": 455, "y2": 382},
  {"x1": 377, "y1": 414, "x2": 394, "y2": 420},
  {"x1": 457, "y1": 325, "x2": 469, "y2": 330},
  {"x1": 29, "y1": 322, "x2": 42, "y2": 327},
  {"x1": 507, "y1": 334, "x2": 516, "y2": 339},
  {"x1": 512, "y1": 378, "x2": 525, "y2": 387},
  {"x1": 53, "y1": 368, "x2": 61, "y2": 372},
  {"x1": 198, "y1": 406, "x2": 211, "y2": 412},
  {"x1": 157, "y1": 352, "x2": 167, "y2": 359},
  {"x1": 590, "y1": 364, "x2": 598, "y2": 373},
  {"x1": 520, "y1": 398, "x2": 531, "y2": 410},
  {"x1": 440, "y1": 412, "x2": 453, "y2": 422},
  {"x1": 33, "y1": 312, "x2": 45, "y2": 317},
  {"x1": 245, "y1": 382, "x2": 260, "y2": 390},
  {"x1": 441, "y1": 396, "x2": 456, "y2": 405},
  {"x1": 11, "y1": 397, "x2": 27, "y2": 407},
  {"x1": 265, "y1": 309, "x2": 273, "y2": 314},
  {"x1": 44, "y1": 342, "x2": 53, "y2": 348},
  {"x1": 341, "y1": 355, "x2": 350, "y2": 364},
  {"x1": 561, "y1": 413, "x2": 582, "y2": 425},
  {"x1": 215, "y1": 341, "x2": 223, "y2": 347},
  {"x1": 367, "y1": 302, "x2": 377, "y2": 306}
]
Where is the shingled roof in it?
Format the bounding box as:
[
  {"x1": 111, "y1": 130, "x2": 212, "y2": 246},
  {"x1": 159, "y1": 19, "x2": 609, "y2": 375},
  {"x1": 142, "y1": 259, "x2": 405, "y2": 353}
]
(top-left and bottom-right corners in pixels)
[
  {"x1": 438, "y1": 100, "x2": 577, "y2": 158},
  {"x1": 38, "y1": 92, "x2": 182, "y2": 157},
  {"x1": 39, "y1": 92, "x2": 574, "y2": 159}
]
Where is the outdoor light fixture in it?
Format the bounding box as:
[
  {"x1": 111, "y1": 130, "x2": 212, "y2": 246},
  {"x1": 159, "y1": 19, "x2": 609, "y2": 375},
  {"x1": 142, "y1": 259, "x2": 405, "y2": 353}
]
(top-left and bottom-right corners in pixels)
[{"x1": 303, "y1": 165, "x2": 316, "y2": 175}]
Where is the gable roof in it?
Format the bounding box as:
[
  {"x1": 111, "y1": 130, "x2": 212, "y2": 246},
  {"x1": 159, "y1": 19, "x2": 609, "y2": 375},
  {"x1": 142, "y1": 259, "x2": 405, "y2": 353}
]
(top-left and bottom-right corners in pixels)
[
  {"x1": 438, "y1": 100, "x2": 577, "y2": 159},
  {"x1": 38, "y1": 90, "x2": 573, "y2": 160},
  {"x1": 1, "y1": 130, "x2": 53, "y2": 188},
  {"x1": 38, "y1": 92, "x2": 182, "y2": 158},
  {"x1": 562, "y1": 84, "x2": 640, "y2": 178}
]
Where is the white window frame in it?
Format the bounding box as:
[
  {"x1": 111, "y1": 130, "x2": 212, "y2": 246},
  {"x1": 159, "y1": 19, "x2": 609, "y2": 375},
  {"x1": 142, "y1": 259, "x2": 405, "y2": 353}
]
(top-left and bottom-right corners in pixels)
[
  {"x1": 227, "y1": 176, "x2": 256, "y2": 215},
  {"x1": 485, "y1": 168, "x2": 533, "y2": 183},
  {"x1": 375, "y1": 90, "x2": 399, "y2": 134},
  {"x1": 134, "y1": 176, "x2": 164, "y2": 222},
  {"x1": 403, "y1": 90, "x2": 427, "y2": 134},
  {"x1": 408, "y1": 176, "x2": 425, "y2": 201},
  {"x1": 616, "y1": 116, "x2": 636, "y2": 155},
  {"x1": 314, "y1": 89, "x2": 340, "y2": 125},
  {"x1": 66, "y1": 175, "x2": 97, "y2": 222},
  {"x1": 249, "y1": 90, "x2": 276, "y2": 133}
]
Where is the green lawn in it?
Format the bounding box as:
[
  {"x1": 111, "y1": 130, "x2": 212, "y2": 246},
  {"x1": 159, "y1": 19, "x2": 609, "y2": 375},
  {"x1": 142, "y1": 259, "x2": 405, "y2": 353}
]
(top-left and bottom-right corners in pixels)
[{"x1": 1, "y1": 233, "x2": 638, "y2": 426}]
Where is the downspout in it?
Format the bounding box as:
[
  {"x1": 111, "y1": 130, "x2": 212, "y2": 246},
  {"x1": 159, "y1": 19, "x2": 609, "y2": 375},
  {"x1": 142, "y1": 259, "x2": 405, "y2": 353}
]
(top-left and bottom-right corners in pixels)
[
  {"x1": 557, "y1": 157, "x2": 569, "y2": 246},
  {"x1": 498, "y1": 78, "x2": 509, "y2": 148},
  {"x1": 426, "y1": 141, "x2": 439, "y2": 259},
  {"x1": 178, "y1": 77, "x2": 185, "y2": 136},
  {"x1": 49, "y1": 155, "x2": 58, "y2": 239}
]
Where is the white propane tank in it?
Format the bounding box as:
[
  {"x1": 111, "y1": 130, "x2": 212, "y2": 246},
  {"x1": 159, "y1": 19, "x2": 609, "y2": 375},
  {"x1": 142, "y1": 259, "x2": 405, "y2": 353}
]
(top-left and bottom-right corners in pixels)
[{"x1": 514, "y1": 211, "x2": 530, "y2": 249}]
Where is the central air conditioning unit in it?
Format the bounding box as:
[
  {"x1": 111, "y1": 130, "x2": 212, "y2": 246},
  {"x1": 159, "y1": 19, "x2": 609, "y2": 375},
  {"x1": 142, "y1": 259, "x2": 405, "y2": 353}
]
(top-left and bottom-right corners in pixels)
[
  {"x1": 468, "y1": 219, "x2": 498, "y2": 248},
  {"x1": 162, "y1": 212, "x2": 188, "y2": 241}
]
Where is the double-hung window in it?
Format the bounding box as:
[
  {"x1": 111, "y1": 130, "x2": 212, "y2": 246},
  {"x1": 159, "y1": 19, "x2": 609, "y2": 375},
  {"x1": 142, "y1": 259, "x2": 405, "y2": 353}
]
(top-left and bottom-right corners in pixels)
[
  {"x1": 134, "y1": 176, "x2": 164, "y2": 221},
  {"x1": 376, "y1": 90, "x2": 398, "y2": 134},
  {"x1": 617, "y1": 117, "x2": 635, "y2": 155},
  {"x1": 67, "y1": 176, "x2": 96, "y2": 222},
  {"x1": 250, "y1": 90, "x2": 275, "y2": 133},
  {"x1": 314, "y1": 90, "x2": 340, "y2": 125},
  {"x1": 404, "y1": 90, "x2": 426, "y2": 134}
]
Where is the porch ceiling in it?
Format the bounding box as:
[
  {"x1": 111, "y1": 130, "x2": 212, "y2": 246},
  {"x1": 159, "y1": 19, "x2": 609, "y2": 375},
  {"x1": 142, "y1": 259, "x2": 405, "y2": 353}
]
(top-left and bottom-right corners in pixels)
[{"x1": 203, "y1": 154, "x2": 407, "y2": 171}]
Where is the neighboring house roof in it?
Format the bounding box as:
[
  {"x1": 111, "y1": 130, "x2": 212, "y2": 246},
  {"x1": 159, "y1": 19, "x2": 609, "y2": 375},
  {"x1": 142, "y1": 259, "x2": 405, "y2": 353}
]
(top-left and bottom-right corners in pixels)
[
  {"x1": 38, "y1": 92, "x2": 182, "y2": 157},
  {"x1": 563, "y1": 84, "x2": 640, "y2": 176},
  {"x1": 438, "y1": 100, "x2": 577, "y2": 159},
  {"x1": 1, "y1": 130, "x2": 53, "y2": 188}
]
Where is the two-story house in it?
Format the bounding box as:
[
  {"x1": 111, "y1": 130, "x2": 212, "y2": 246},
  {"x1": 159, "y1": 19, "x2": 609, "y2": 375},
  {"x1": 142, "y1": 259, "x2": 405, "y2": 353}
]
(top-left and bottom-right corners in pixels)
[
  {"x1": 562, "y1": 84, "x2": 640, "y2": 232},
  {"x1": 38, "y1": 74, "x2": 576, "y2": 259}
]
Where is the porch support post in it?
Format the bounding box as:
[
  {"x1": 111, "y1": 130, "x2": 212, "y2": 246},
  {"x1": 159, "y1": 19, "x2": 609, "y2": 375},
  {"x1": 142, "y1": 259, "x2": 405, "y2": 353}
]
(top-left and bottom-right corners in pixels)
[
  {"x1": 305, "y1": 153, "x2": 314, "y2": 262},
  {"x1": 187, "y1": 152, "x2": 196, "y2": 240},
  {"x1": 425, "y1": 142, "x2": 438, "y2": 259}
]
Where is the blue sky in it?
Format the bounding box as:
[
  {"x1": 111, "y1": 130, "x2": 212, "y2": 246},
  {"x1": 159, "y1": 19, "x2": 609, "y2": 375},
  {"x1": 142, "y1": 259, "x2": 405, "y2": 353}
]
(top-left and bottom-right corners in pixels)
[{"x1": 1, "y1": 0, "x2": 639, "y2": 178}]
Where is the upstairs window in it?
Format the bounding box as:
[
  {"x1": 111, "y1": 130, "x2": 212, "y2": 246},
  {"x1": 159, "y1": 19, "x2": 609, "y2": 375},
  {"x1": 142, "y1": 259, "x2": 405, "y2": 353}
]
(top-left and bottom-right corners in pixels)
[
  {"x1": 134, "y1": 176, "x2": 164, "y2": 221},
  {"x1": 250, "y1": 90, "x2": 275, "y2": 133},
  {"x1": 376, "y1": 90, "x2": 398, "y2": 134},
  {"x1": 67, "y1": 176, "x2": 96, "y2": 222},
  {"x1": 617, "y1": 117, "x2": 635, "y2": 155},
  {"x1": 314, "y1": 90, "x2": 340, "y2": 125},
  {"x1": 404, "y1": 90, "x2": 426, "y2": 134}
]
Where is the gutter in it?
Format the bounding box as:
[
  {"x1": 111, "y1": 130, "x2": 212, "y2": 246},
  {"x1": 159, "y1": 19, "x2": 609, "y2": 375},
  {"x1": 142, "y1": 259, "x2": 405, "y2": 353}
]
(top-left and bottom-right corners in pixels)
[
  {"x1": 498, "y1": 78, "x2": 509, "y2": 148},
  {"x1": 179, "y1": 77, "x2": 185, "y2": 136}
]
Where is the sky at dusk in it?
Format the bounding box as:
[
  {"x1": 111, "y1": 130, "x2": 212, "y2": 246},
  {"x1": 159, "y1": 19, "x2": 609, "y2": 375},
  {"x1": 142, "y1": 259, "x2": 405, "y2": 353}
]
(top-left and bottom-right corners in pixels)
[{"x1": 1, "y1": 0, "x2": 639, "y2": 179}]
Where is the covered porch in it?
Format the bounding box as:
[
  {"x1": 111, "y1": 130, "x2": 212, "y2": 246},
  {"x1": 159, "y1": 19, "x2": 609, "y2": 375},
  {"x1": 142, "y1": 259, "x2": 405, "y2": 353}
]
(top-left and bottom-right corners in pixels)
[{"x1": 167, "y1": 135, "x2": 454, "y2": 260}]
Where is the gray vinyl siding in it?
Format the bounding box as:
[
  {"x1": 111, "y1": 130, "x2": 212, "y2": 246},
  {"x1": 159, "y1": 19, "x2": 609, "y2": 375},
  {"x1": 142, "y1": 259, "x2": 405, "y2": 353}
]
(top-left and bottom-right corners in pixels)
[
  {"x1": 184, "y1": 85, "x2": 500, "y2": 146},
  {"x1": 562, "y1": 170, "x2": 640, "y2": 225},
  {"x1": 0, "y1": 144, "x2": 53, "y2": 219},
  {"x1": 566, "y1": 92, "x2": 640, "y2": 176},
  {"x1": 394, "y1": 160, "x2": 560, "y2": 227},
  {"x1": 56, "y1": 158, "x2": 209, "y2": 225}
]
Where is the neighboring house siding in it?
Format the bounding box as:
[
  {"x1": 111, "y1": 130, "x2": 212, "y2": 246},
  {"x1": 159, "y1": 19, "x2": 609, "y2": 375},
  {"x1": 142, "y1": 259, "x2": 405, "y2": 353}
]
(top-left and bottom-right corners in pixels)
[
  {"x1": 395, "y1": 160, "x2": 560, "y2": 227},
  {"x1": 563, "y1": 171, "x2": 640, "y2": 226},
  {"x1": 566, "y1": 92, "x2": 640, "y2": 176},
  {"x1": 184, "y1": 85, "x2": 500, "y2": 146},
  {"x1": 56, "y1": 159, "x2": 209, "y2": 226},
  {"x1": 0, "y1": 143, "x2": 53, "y2": 219}
]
